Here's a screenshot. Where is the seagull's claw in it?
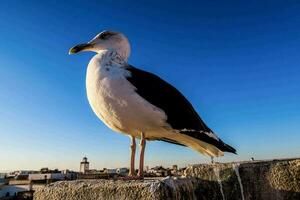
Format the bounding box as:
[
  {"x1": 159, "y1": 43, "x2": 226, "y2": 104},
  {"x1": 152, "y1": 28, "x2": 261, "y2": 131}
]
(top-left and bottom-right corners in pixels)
[{"x1": 119, "y1": 175, "x2": 144, "y2": 181}]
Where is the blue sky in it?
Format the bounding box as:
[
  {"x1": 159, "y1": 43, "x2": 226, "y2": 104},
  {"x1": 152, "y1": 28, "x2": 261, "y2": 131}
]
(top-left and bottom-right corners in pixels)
[{"x1": 0, "y1": 0, "x2": 300, "y2": 171}]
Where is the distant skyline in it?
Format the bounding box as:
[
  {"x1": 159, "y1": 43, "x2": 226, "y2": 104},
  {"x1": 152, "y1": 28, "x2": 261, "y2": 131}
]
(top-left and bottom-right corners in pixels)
[{"x1": 1, "y1": 0, "x2": 300, "y2": 171}]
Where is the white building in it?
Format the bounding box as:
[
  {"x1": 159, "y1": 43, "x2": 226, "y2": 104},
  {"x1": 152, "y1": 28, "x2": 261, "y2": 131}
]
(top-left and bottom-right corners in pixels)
[
  {"x1": 80, "y1": 157, "x2": 89, "y2": 174},
  {"x1": 116, "y1": 168, "x2": 129, "y2": 176},
  {"x1": 105, "y1": 169, "x2": 117, "y2": 174},
  {"x1": 28, "y1": 173, "x2": 65, "y2": 181}
]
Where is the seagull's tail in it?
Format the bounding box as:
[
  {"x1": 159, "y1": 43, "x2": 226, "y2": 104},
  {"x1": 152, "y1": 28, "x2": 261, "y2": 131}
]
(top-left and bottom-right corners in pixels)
[
  {"x1": 157, "y1": 129, "x2": 236, "y2": 157},
  {"x1": 218, "y1": 139, "x2": 237, "y2": 154},
  {"x1": 178, "y1": 130, "x2": 237, "y2": 157}
]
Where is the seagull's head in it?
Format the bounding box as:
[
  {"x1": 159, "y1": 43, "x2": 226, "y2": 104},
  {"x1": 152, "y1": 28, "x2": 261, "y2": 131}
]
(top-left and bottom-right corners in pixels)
[{"x1": 69, "y1": 30, "x2": 131, "y2": 60}]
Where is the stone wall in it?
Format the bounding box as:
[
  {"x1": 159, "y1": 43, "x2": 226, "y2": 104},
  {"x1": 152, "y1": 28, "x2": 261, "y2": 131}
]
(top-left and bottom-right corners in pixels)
[
  {"x1": 34, "y1": 158, "x2": 300, "y2": 200},
  {"x1": 33, "y1": 178, "x2": 200, "y2": 200},
  {"x1": 184, "y1": 158, "x2": 300, "y2": 200}
]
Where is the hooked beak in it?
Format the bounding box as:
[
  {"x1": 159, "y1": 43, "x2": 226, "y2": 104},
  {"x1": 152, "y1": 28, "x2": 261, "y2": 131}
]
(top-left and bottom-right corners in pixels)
[{"x1": 69, "y1": 43, "x2": 93, "y2": 55}]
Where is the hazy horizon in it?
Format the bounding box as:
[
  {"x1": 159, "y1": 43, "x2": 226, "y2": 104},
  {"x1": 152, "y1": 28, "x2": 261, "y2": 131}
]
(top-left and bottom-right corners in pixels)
[{"x1": 1, "y1": 156, "x2": 300, "y2": 173}]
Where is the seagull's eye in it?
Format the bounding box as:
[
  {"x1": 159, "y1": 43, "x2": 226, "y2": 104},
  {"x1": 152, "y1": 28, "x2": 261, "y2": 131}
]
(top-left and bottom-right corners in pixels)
[{"x1": 99, "y1": 32, "x2": 111, "y2": 40}]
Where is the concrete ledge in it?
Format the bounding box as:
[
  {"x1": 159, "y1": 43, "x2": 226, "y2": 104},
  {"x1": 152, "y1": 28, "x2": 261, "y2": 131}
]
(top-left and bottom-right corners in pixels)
[
  {"x1": 184, "y1": 158, "x2": 300, "y2": 200},
  {"x1": 33, "y1": 178, "x2": 199, "y2": 200},
  {"x1": 34, "y1": 158, "x2": 300, "y2": 200}
]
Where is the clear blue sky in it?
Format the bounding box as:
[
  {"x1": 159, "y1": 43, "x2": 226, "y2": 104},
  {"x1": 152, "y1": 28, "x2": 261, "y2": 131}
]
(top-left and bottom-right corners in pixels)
[{"x1": 1, "y1": 0, "x2": 300, "y2": 171}]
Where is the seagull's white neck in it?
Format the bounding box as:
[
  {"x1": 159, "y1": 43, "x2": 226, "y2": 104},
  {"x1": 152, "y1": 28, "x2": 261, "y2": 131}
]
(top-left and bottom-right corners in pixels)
[{"x1": 97, "y1": 50, "x2": 128, "y2": 66}]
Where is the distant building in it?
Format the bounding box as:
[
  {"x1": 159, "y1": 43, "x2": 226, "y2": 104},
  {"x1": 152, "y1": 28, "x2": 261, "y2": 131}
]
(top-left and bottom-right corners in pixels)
[
  {"x1": 116, "y1": 168, "x2": 129, "y2": 176},
  {"x1": 148, "y1": 166, "x2": 169, "y2": 177},
  {"x1": 0, "y1": 177, "x2": 6, "y2": 187},
  {"x1": 40, "y1": 168, "x2": 60, "y2": 174},
  {"x1": 28, "y1": 170, "x2": 77, "y2": 183},
  {"x1": 170, "y1": 165, "x2": 178, "y2": 176},
  {"x1": 0, "y1": 173, "x2": 6, "y2": 179},
  {"x1": 172, "y1": 165, "x2": 178, "y2": 171},
  {"x1": 7, "y1": 170, "x2": 39, "y2": 180},
  {"x1": 29, "y1": 173, "x2": 62, "y2": 181},
  {"x1": 80, "y1": 157, "x2": 90, "y2": 174},
  {"x1": 104, "y1": 169, "x2": 117, "y2": 175}
]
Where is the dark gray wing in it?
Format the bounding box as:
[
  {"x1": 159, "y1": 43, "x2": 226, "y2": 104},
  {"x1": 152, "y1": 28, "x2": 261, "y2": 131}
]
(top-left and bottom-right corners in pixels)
[{"x1": 125, "y1": 65, "x2": 236, "y2": 153}]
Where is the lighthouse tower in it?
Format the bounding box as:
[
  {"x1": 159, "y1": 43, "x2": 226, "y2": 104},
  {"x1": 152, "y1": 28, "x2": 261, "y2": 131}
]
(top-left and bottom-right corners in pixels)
[{"x1": 80, "y1": 157, "x2": 89, "y2": 174}]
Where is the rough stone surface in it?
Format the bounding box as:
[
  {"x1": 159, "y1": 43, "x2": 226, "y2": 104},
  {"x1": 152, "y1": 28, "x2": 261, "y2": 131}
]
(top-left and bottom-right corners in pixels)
[
  {"x1": 33, "y1": 178, "x2": 200, "y2": 200},
  {"x1": 34, "y1": 158, "x2": 300, "y2": 200},
  {"x1": 184, "y1": 158, "x2": 300, "y2": 200}
]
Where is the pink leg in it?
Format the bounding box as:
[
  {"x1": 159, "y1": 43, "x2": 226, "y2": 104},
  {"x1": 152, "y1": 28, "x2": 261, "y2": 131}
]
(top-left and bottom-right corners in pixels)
[
  {"x1": 128, "y1": 136, "x2": 136, "y2": 176},
  {"x1": 138, "y1": 132, "x2": 146, "y2": 177}
]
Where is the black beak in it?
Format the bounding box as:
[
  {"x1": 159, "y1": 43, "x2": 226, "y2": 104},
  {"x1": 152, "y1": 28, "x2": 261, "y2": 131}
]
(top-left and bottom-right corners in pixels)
[{"x1": 69, "y1": 43, "x2": 92, "y2": 54}]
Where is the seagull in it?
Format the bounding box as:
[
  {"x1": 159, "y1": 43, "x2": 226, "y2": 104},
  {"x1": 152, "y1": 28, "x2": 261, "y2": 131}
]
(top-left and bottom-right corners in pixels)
[{"x1": 69, "y1": 30, "x2": 236, "y2": 178}]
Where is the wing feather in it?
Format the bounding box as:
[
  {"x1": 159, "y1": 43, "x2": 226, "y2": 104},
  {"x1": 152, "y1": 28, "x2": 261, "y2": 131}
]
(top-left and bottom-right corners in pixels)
[{"x1": 125, "y1": 65, "x2": 236, "y2": 153}]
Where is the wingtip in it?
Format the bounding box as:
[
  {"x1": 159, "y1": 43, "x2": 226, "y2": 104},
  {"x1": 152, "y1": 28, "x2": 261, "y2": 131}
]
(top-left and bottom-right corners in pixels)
[
  {"x1": 225, "y1": 144, "x2": 237, "y2": 154},
  {"x1": 220, "y1": 139, "x2": 237, "y2": 154}
]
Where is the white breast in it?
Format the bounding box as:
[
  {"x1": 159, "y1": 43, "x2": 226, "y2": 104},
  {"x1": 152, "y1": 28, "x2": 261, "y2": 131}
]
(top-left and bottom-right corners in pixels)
[{"x1": 86, "y1": 52, "x2": 167, "y2": 138}]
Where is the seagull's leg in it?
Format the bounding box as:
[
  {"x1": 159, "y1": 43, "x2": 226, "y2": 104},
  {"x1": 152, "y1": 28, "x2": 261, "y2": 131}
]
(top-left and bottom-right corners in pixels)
[
  {"x1": 128, "y1": 136, "x2": 136, "y2": 176},
  {"x1": 138, "y1": 132, "x2": 146, "y2": 177}
]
